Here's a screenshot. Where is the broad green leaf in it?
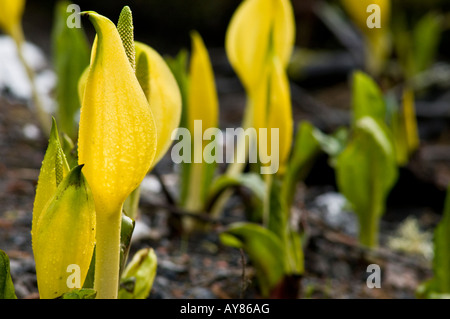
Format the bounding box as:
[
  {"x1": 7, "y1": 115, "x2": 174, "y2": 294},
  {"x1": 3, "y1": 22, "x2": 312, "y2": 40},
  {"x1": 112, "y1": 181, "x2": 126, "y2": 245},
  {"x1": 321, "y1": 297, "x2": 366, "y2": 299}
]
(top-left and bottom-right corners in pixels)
[
  {"x1": 33, "y1": 165, "x2": 96, "y2": 299},
  {"x1": 0, "y1": 250, "x2": 17, "y2": 299},
  {"x1": 351, "y1": 71, "x2": 386, "y2": 125},
  {"x1": 52, "y1": 0, "x2": 90, "y2": 140},
  {"x1": 336, "y1": 117, "x2": 397, "y2": 247},
  {"x1": 59, "y1": 289, "x2": 96, "y2": 299},
  {"x1": 32, "y1": 118, "x2": 70, "y2": 249},
  {"x1": 220, "y1": 222, "x2": 286, "y2": 297},
  {"x1": 119, "y1": 248, "x2": 157, "y2": 299}
]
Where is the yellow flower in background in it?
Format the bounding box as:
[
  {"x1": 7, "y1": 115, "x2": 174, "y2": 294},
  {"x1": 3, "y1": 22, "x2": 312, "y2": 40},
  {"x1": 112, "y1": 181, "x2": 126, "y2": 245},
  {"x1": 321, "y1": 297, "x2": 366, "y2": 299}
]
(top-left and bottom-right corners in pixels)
[
  {"x1": 0, "y1": 0, "x2": 25, "y2": 43},
  {"x1": 135, "y1": 42, "x2": 182, "y2": 166},
  {"x1": 183, "y1": 31, "x2": 219, "y2": 215},
  {"x1": 341, "y1": 0, "x2": 390, "y2": 32},
  {"x1": 341, "y1": 0, "x2": 391, "y2": 74},
  {"x1": 225, "y1": 0, "x2": 295, "y2": 175},
  {"x1": 78, "y1": 11, "x2": 157, "y2": 299},
  {"x1": 187, "y1": 31, "x2": 219, "y2": 142},
  {"x1": 251, "y1": 55, "x2": 293, "y2": 175},
  {"x1": 226, "y1": 0, "x2": 295, "y2": 93}
]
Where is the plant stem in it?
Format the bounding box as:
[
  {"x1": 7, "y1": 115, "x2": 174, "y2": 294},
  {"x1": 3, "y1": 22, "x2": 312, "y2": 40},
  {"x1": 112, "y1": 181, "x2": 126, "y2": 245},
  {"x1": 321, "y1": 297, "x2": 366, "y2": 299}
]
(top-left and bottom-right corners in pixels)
[
  {"x1": 94, "y1": 205, "x2": 122, "y2": 299},
  {"x1": 359, "y1": 206, "x2": 380, "y2": 248},
  {"x1": 12, "y1": 25, "x2": 51, "y2": 136}
]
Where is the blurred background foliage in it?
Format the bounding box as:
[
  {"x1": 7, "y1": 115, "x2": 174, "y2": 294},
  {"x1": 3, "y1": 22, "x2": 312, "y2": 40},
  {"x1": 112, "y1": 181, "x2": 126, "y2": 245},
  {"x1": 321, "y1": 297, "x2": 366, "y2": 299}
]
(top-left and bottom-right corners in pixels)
[{"x1": 22, "y1": 0, "x2": 450, "y2": 54}]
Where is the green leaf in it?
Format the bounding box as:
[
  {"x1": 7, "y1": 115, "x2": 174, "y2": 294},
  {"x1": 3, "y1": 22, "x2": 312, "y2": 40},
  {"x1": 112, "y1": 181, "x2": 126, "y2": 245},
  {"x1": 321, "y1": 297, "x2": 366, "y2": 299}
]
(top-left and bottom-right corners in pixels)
[
  {"x1": 59, "y1": 289, "x2": 96, "y2": 299},
  {"x1": 220, "y1": 222, "x2": 286, "y2": 297},
  {"x1": 33, "y1": 165, "x2": 96, "y2": 299},
  {"x1": 207, "y1": 173, "x2": 266, "y2": 209},
  {"x1": 351, "y1": 71, "x2": 386, "y2": 125},
  {"x1": 336, "y1": 117, "x2": 398, "y2": 247},
  {"x1": 166, "y1": 50, "x2": 190, "y2": 131},
  {"x1": 32, "y1": 118, "x2": 70, "y2": 248},
  {"x1": 282, "y1": 121, "x2": 322, "y2": 207},
  {"x1": 412, "y1": 12, "x2": 442, "y2": 75},
  {"x1": 119, "y1": 248, "x2": 157, "y2": 299},
  {"x1": 0, "y1": 250, "x2": 17, "y2": 299},
  {"x1": 52, "y1": 0, "x2": 90, "y2": 140},
  {"x1": 268, "y1": 177, "x2": 304, "y2": 276},
  {"x1": 120, "y1": 213, "x2": 135, "y2": 276},
  {"x1": 61, "y1": 132, "x2": 78, "y2": 169},
  {"x1": 426, "y1": 185, "x2": 450, "y2": 295}
]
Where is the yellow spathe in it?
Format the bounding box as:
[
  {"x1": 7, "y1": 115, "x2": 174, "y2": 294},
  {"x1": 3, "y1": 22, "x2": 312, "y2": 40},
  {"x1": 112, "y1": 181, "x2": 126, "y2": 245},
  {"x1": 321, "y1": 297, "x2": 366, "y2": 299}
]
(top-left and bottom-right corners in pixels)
[
  {"x1": 226, "y1": 0, "x2": 295, "y2": 92},
  {"x1": 78, "y1": 12, "x2": 157, "y2": 216},
  {"x1": 135, "y1": 42, "x2": 182, "y2": 166}
]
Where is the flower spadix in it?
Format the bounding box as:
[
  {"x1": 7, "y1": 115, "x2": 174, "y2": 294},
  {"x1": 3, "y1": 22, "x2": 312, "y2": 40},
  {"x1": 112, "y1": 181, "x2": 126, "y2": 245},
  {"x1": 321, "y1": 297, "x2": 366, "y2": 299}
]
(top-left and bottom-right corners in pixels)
[
  {"x1": 78, "y1": 12, "x2": 157, "y2": 215},
  {"x1": 0, "y1": 0, "x2": 25, "y2": 42}
]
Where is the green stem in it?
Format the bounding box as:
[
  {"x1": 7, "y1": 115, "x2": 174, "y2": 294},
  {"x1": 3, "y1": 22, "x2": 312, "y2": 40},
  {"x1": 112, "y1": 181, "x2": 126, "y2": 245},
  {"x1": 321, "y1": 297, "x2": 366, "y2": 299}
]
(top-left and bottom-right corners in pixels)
[
  {"x1": 12, "y1": 25, "x2": 51, "y2": 136},
  {"x1": 94, "y1": 206, "x2": 122, "y2": 299},
  {"x1": 359, "y1": 207, "x2": 380, "y2": 248}
]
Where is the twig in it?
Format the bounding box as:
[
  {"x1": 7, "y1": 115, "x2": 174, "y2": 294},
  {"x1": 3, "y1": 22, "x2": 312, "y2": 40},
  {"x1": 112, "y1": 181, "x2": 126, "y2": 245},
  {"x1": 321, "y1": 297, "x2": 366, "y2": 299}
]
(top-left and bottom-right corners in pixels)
[
  {"x1": 240, "y1": 248, "x2": 247, "y2": 299},
  {"x1": 152, "y1": 168, "x2": 176, "y2": 205},
  {"x1": 139, "y1": 197, "x2": 225, "y2": 225}
]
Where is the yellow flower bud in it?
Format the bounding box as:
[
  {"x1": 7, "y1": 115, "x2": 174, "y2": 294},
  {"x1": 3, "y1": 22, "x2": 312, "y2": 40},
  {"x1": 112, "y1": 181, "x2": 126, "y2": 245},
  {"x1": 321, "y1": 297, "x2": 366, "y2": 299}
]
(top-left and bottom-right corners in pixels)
[
  {"x1": 226, "y1": 0, "x2": 295, "y2": 92},
  {"x1": 0, "y1": 0, "x2": 25, "y2": 42}
]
